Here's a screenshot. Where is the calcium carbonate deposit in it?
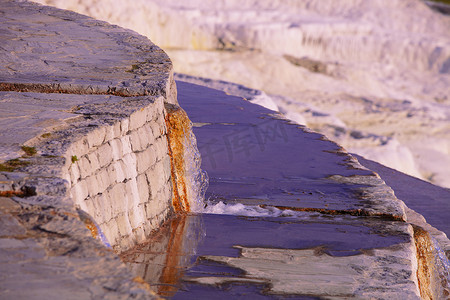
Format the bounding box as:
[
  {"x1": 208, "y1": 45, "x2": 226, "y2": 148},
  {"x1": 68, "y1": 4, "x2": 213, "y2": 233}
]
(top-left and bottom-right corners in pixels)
[{"x1": 34, "y1": 0, "x2": 450, "y2": 188}]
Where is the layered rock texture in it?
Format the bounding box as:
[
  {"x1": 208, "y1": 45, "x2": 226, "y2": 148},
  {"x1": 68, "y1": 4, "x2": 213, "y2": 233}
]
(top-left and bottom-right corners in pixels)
[{"x1": 121, "y1": 81, "x2": 450, "y2": 299}]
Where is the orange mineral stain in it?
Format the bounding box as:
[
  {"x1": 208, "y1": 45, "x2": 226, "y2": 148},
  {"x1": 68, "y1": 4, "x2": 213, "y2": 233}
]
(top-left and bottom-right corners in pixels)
[
  {"x1": 413, "y1": 225, "x2": 438, "y2": 300},
  {"x1": 158, "y1": 215, "x2": 188, "y2": 297},
  {"x1": 76, "y1": 209, "x2": 99, "y2": 240},
  {"x1": 0, "y1": 190, "x2": 25, "y2": 197},
  {"x1": 165, "y1": 103, "x2": 191, "y2": 213},
  {"x1": 83, "y1": 218, "x2": 99, "y2": 239}
]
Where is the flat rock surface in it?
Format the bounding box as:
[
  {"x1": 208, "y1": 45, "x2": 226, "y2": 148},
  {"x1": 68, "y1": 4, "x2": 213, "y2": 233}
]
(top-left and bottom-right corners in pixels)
[
  {"x1": 0, "y1": 91, "x2": 125, "y2": 161},
  {"x1": 122, "y1": 213, "x2": 419, "y2": 299},
  {"x1": 177, "y1": 81, "x2": 406, "y2": 220},
  {"x1": 0, "y1": 0, "x2": 172, "y2": 97}
]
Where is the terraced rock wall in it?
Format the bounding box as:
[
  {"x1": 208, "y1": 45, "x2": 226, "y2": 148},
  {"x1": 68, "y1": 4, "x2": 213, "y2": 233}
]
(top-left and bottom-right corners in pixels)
[
  {"x1": 64, "y1": 96, "x2": 173, "y2": 250},
  {"x1": 0, "y1": 2, "x2": 182, "y2": 296}
]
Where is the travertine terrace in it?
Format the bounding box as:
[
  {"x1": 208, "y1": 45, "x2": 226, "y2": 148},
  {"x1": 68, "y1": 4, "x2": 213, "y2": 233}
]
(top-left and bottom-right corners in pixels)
[{"x1": 0, "y1": 1, "x2": 449, "y2": 299}]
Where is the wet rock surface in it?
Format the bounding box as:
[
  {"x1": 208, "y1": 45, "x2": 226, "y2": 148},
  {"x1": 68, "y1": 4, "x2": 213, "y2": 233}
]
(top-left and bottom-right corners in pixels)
[
  {"x1": 119, "y1": 81, "x2": 450, "y2": 299},
  {"x1": 122, "y1": 213, "x2": 420, "y2": 299},
  {"x1": 178, "y1": 82, "x2": 406, "y2": 220}
]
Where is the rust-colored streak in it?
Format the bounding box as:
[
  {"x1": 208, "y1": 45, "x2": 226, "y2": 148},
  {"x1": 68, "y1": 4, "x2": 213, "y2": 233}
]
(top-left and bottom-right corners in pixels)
[
  {"x1": 412, "y1": 225, "x2": 450, "y2": 299},
  {"x1": 77, "y1": 211, "x2": 99, "y2": 239},
  {"x1": 0, "y1": 82, "x2": 157, "y2": 97},
  {"x1": 0, "y1": 190, "x2": 25, "y2": 197},
  {"x1": 83, "y1": 218, "x2": 99, "y2": 239},
  {"x1": 158, "y1": 215, "x2": 188, "y2": 297},
  {"x1": 76, "y1": 209, "x2": 99, "y2": 240},
  {"x1": 413, "y1": 225, "x2": 435, "y2": 300},
  {"x1": 165, "y1": 103, "x2": 191, "y2": 213}
]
